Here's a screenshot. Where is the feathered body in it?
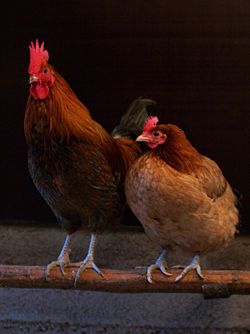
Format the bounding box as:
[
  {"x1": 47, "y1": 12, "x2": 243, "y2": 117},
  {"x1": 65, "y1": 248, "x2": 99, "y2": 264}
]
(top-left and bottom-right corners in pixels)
[
  {"x1": 24, "y1": 40, "x2": 151, "y2": 280},
  {"x1": 25, "y1": 69, "x2": 143, "y2": 234},
  {"x1": 125, "y1": 120, "x2": 239, "y2": 281}
]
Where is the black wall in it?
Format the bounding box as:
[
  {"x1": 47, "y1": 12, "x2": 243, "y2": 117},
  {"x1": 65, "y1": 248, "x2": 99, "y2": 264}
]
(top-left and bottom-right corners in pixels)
[{"x1": 0, "y1": 1, "x2": 249, "y2": 232}]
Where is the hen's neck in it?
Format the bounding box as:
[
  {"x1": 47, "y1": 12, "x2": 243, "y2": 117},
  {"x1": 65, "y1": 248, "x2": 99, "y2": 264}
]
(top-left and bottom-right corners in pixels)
[{"x1": 152, "y1": 135, "x2": 200, "y2": 174}]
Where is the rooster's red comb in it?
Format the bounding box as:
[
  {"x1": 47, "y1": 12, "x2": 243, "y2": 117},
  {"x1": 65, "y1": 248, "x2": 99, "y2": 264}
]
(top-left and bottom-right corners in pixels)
[
  {"x1": 143, "y1": 116, "x2": 159, "y2": 132},
  {"x1": 28, "y1": 39, "x2": 49, "y2": 74}
]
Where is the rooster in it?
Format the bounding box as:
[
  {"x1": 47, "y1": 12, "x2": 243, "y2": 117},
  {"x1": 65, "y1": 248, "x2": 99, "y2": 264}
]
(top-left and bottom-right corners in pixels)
[
  {"x1": 125, "y1": 116, "x2": 239, "y2": 283},
  {"x1": 24, "y1": 39, "x2": 153, "y2": 284}
]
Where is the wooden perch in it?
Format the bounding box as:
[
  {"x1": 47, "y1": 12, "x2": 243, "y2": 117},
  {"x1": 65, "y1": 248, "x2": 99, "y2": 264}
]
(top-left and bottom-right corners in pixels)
[{"x1": 0, "y1": 265, "x2": 249, "y2": 299}]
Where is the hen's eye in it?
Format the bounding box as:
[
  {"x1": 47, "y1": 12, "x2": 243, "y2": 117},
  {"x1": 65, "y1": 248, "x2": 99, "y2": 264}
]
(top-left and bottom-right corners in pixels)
[
  {"x1": 43, "y1": 68, "x2": 48, "y2": 74},
  {"x1": 153, "y1": 131, "x2": 160, "y2": 137}
]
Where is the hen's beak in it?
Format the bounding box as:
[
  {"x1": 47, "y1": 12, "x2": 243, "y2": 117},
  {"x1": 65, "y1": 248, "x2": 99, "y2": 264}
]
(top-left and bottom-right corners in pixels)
[
  {"x1": 136, "y1": 134, "x2": 150, "y2": 142},
  {"x1": 29, "y1": 75, "x2": 38, "y2": 84}
]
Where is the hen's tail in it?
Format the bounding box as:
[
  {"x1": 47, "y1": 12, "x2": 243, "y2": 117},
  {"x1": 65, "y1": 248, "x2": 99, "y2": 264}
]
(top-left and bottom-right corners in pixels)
[
  {"x1": 233, "y1": 188, "x2": 243, "y2": 230},
  {"x1": 112, "y1": 97, "x2": 156, "y2": 139}
]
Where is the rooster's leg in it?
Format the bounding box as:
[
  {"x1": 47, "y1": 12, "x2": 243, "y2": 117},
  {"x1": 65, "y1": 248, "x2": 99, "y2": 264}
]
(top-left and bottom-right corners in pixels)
[
  {"x1": 175, "y1": 253, "x2": 204, "y2": 282},
  {"x1": 74, "y1": 233, "x2": 103, "y2": 287},
  {"x1": 45, "y1": 233, "x2": 73, "y2": 279},
  {"x1": 147, "y1": 249, "x2": 172, "y2": 284}
]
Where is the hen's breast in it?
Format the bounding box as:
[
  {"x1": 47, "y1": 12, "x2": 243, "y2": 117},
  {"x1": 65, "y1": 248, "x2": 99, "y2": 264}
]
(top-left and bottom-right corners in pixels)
[
  {"x1": 28, "y1": 139, "x2": 122, "y2": 233},
  {"x1": 125, "y1": 153, "x2": 239, "y2": 253}
]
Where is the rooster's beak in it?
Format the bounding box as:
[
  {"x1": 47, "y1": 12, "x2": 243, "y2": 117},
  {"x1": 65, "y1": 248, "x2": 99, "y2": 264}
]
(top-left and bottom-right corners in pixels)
[
  {"x1": 136, "y1": 134, "x2": 150, "y2": 142},
  {"x1": 29, "y1": 75, "x2": 38, "y2": 84}
]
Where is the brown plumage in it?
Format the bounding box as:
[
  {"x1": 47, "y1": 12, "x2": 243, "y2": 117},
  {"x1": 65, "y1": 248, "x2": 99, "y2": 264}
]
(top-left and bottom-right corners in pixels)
[
  {"x1": 24, "y1": 40, "x2": 152, "y2": 284},
  {"x1": 125, "y1": 118, "x2": 239, "y2": 283}
]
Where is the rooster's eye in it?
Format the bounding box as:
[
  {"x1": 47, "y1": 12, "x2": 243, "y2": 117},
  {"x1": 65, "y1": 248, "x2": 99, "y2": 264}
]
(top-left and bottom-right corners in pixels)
[
  {"x1": 43, "y1": 68, "x2": 48, "y2": 74},
  {"x1": 153, "y1": 131, "x2": 160, "y2": 137}
]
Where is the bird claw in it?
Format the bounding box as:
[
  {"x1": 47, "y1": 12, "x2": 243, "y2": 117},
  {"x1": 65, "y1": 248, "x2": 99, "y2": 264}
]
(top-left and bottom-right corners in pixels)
[
  {"x1": 195, "y1": 266, "x2": 205, "y2": 280},
  {"x1": 175, "y1": 255, "x2": 204, "y2": 282},
  {"x1": 92, "y1": 263, "x2": 104, "y2": 276},
  {"x1": 147, "y1": 264, "x2": 157, "y2": 284},
  {"x1": 45, "y1": 261, "x2": 57, "y2": 280},
  {"x1": 159, "y1": 264, "x2": 173, "y2": 277},
  {"x1": 45, "y1": 259, "x2": 68, "y2": 280},
  {"x1": 147, "y1": 262, "x2": 172, "y2": 284},
  {"x1": 45, "y1": 252, "x2": 71, "y2": 280},
  {"x1": 74, "y1": 257, "x2": 104, "y2": 288}
]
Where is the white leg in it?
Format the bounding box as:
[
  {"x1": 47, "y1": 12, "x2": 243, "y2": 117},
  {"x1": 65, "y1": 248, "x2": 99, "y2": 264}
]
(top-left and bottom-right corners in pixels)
[
  {"x1": 175, "y1": 253, "x2": 204, "y2": 282},
  {"x1": 45, "y1": 233, "x2": 73, "y2": 279},
  {"x1": 147, "y1": 249, "x2": 172, "y2": 284},
  {"x1": 74, "y1": 233, "x2": 103, "y2": 287}
]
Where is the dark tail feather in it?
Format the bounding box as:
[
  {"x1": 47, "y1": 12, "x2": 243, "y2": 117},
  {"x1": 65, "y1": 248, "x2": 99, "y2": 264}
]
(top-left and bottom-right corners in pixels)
[
  {"x1": 233, "y1": 188, "x2": 243, "y2": 231},
  {"x1": 233, "y1": 188, "x2": 243, "y2": 210},
  {"x1": 112, "y1": 97, "x2": 156, "y2": 139}
]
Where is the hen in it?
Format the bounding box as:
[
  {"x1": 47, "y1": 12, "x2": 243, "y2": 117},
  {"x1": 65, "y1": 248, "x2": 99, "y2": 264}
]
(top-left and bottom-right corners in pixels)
[
  {"x1": 125, "y1": 116, "x2": 239, "y2": 283},
  {"x1": 24, "y1": 40, "x2": 153, "y2": 284}
]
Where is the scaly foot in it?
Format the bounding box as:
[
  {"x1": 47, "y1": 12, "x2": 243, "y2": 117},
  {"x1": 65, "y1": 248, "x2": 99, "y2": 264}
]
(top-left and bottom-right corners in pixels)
[
  {"x1": 45, "y1": 250, "x2": 71, "y2": 279},
  {"x1": 175, "y1": 254, "x2": 204, "y2": 282},
  {"x1": 45, "y1": 234, "x2": 74, "y2": 280},
  {"x1": 74, "y1": 233, "x2": 103, "y2": 287},
  {"x1": 147, "y1": 250, "x2": 172, "y2": 284},
  {"x1": 74, "y1": 254, "x2": 104, "y2": 287}
]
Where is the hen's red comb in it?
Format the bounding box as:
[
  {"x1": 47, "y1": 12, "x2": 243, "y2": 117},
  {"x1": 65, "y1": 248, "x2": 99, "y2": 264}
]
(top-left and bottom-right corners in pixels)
[
  {"x1": 143, "y1": 116, "x2": 159, "y2": 132},
  {"x1": 28, "y1": 39, "x2": 49, "y2": 74}
]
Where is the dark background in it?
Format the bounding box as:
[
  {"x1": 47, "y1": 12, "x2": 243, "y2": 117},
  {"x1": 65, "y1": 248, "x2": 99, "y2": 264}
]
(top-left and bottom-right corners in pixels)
[{"x1": 0, "y1": 0, "x2": 249, "y2": 232}]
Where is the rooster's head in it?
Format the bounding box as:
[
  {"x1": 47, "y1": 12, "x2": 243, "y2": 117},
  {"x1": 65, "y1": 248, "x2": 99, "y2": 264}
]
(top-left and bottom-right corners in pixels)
[{"x1": 28, "y1": 39, "x2": 55, "y2": 100}]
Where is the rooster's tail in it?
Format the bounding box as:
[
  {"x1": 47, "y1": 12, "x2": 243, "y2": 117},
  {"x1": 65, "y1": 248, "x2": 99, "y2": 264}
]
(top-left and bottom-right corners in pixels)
[{"x1": 112, "y1": 97, "x2": 156, "y2": 139}]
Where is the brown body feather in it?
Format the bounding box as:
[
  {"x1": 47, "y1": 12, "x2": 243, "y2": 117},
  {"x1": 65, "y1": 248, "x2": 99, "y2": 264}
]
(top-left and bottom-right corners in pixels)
[
  {"x1": 25, "y1": 68, "x2": 142, "y2": 234},
  {"x1": 126, "y1": 124, "x2": 239, "y2": 255}
]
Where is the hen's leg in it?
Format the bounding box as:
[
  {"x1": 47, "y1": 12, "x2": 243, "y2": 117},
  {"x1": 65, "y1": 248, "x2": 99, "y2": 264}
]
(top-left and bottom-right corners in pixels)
[
  {"x1": 45, "y1": 233, "x2": 74, "y2": 279},
  {"x1": 74, "y1": 233, "x2": 103, "y2": 287},
  {"x1": 175, "y1": 253, "x2": 204, "y2": 282},
  {"x1": 147, "y1": 250, "x2": 172, "y2": 284}
]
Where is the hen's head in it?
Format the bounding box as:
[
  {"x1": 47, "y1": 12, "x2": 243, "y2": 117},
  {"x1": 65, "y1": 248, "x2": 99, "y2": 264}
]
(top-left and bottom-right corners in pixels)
[
  {"x1": 136, "y1": 116, "x2": 167, "y2": 149},
  {"x1": 28, "y1": 39, "x2": 55, "y2": 99}
]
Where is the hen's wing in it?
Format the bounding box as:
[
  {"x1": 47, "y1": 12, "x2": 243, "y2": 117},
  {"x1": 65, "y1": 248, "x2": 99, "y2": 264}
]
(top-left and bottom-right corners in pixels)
[
  {"x1": 192, "y1": 156, "x2": 227, "y2": 200},
  {"x1": 126, "y1": 155, "x2": 210, "y2": 222},
  {"x1": 126, "y1": 154, "x2": 239, "y2": 253}
]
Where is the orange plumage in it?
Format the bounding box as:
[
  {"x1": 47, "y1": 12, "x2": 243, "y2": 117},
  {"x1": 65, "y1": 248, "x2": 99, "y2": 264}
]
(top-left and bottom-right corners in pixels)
[{"x1": 125, "y1": 117, "x2": 239, "y2": 283}]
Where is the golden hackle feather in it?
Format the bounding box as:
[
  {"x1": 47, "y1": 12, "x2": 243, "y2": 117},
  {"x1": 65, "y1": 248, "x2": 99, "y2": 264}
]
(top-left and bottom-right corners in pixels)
[{"x1": 25, "y1": 68, "x2": 140, "y2": 179}]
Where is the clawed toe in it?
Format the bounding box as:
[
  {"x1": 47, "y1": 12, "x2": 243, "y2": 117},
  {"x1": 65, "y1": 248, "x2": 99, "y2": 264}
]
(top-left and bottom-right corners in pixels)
[
  {"x1": 175, "y1": 254, "x2": 204, "y2": 282},
  {"x1": 159, "y1": 264, "x2": 173, "y2": 277},
  {"x1": 74, "y1": 234, "x2": 104, "y2": 287},
  {"x1": 146, "y1": 250, "x2": 172, "y2": 283},
  {"x1": 147, "y1": 264, "x2": 157, "y2": 284},
  {"x1": 147, "y1": 263, "x2": 172, "y2": 284},
  {"x1": 74, "y1": 258, "x2": 104, "y2": 287},
  {"x1": 45, "y1": 258, "x2": 69, "y2": 280},
  {"x1": 45, "y1": 234, "x2": 73, "y2": 280},
  {"x1": 195, "y1": 265, "x2": 204, "y2": 280}
]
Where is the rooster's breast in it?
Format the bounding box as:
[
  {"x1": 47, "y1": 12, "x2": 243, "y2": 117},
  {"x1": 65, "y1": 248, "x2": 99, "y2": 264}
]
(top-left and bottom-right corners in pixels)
[{"x1": 28, "y1": 140, "x2": 122, "y2": 233}]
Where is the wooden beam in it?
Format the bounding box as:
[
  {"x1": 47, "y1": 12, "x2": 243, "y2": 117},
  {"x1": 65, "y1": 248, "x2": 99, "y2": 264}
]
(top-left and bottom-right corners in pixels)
[{"x1": 0, "y1": 265, "x2": 249, "y2": 298}]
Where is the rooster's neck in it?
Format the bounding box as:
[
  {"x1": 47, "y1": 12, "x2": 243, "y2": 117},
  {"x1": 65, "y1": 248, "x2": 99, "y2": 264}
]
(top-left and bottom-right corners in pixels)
[{"x1": 25, "y1": 71, "x2": 104, "y2": 145}]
